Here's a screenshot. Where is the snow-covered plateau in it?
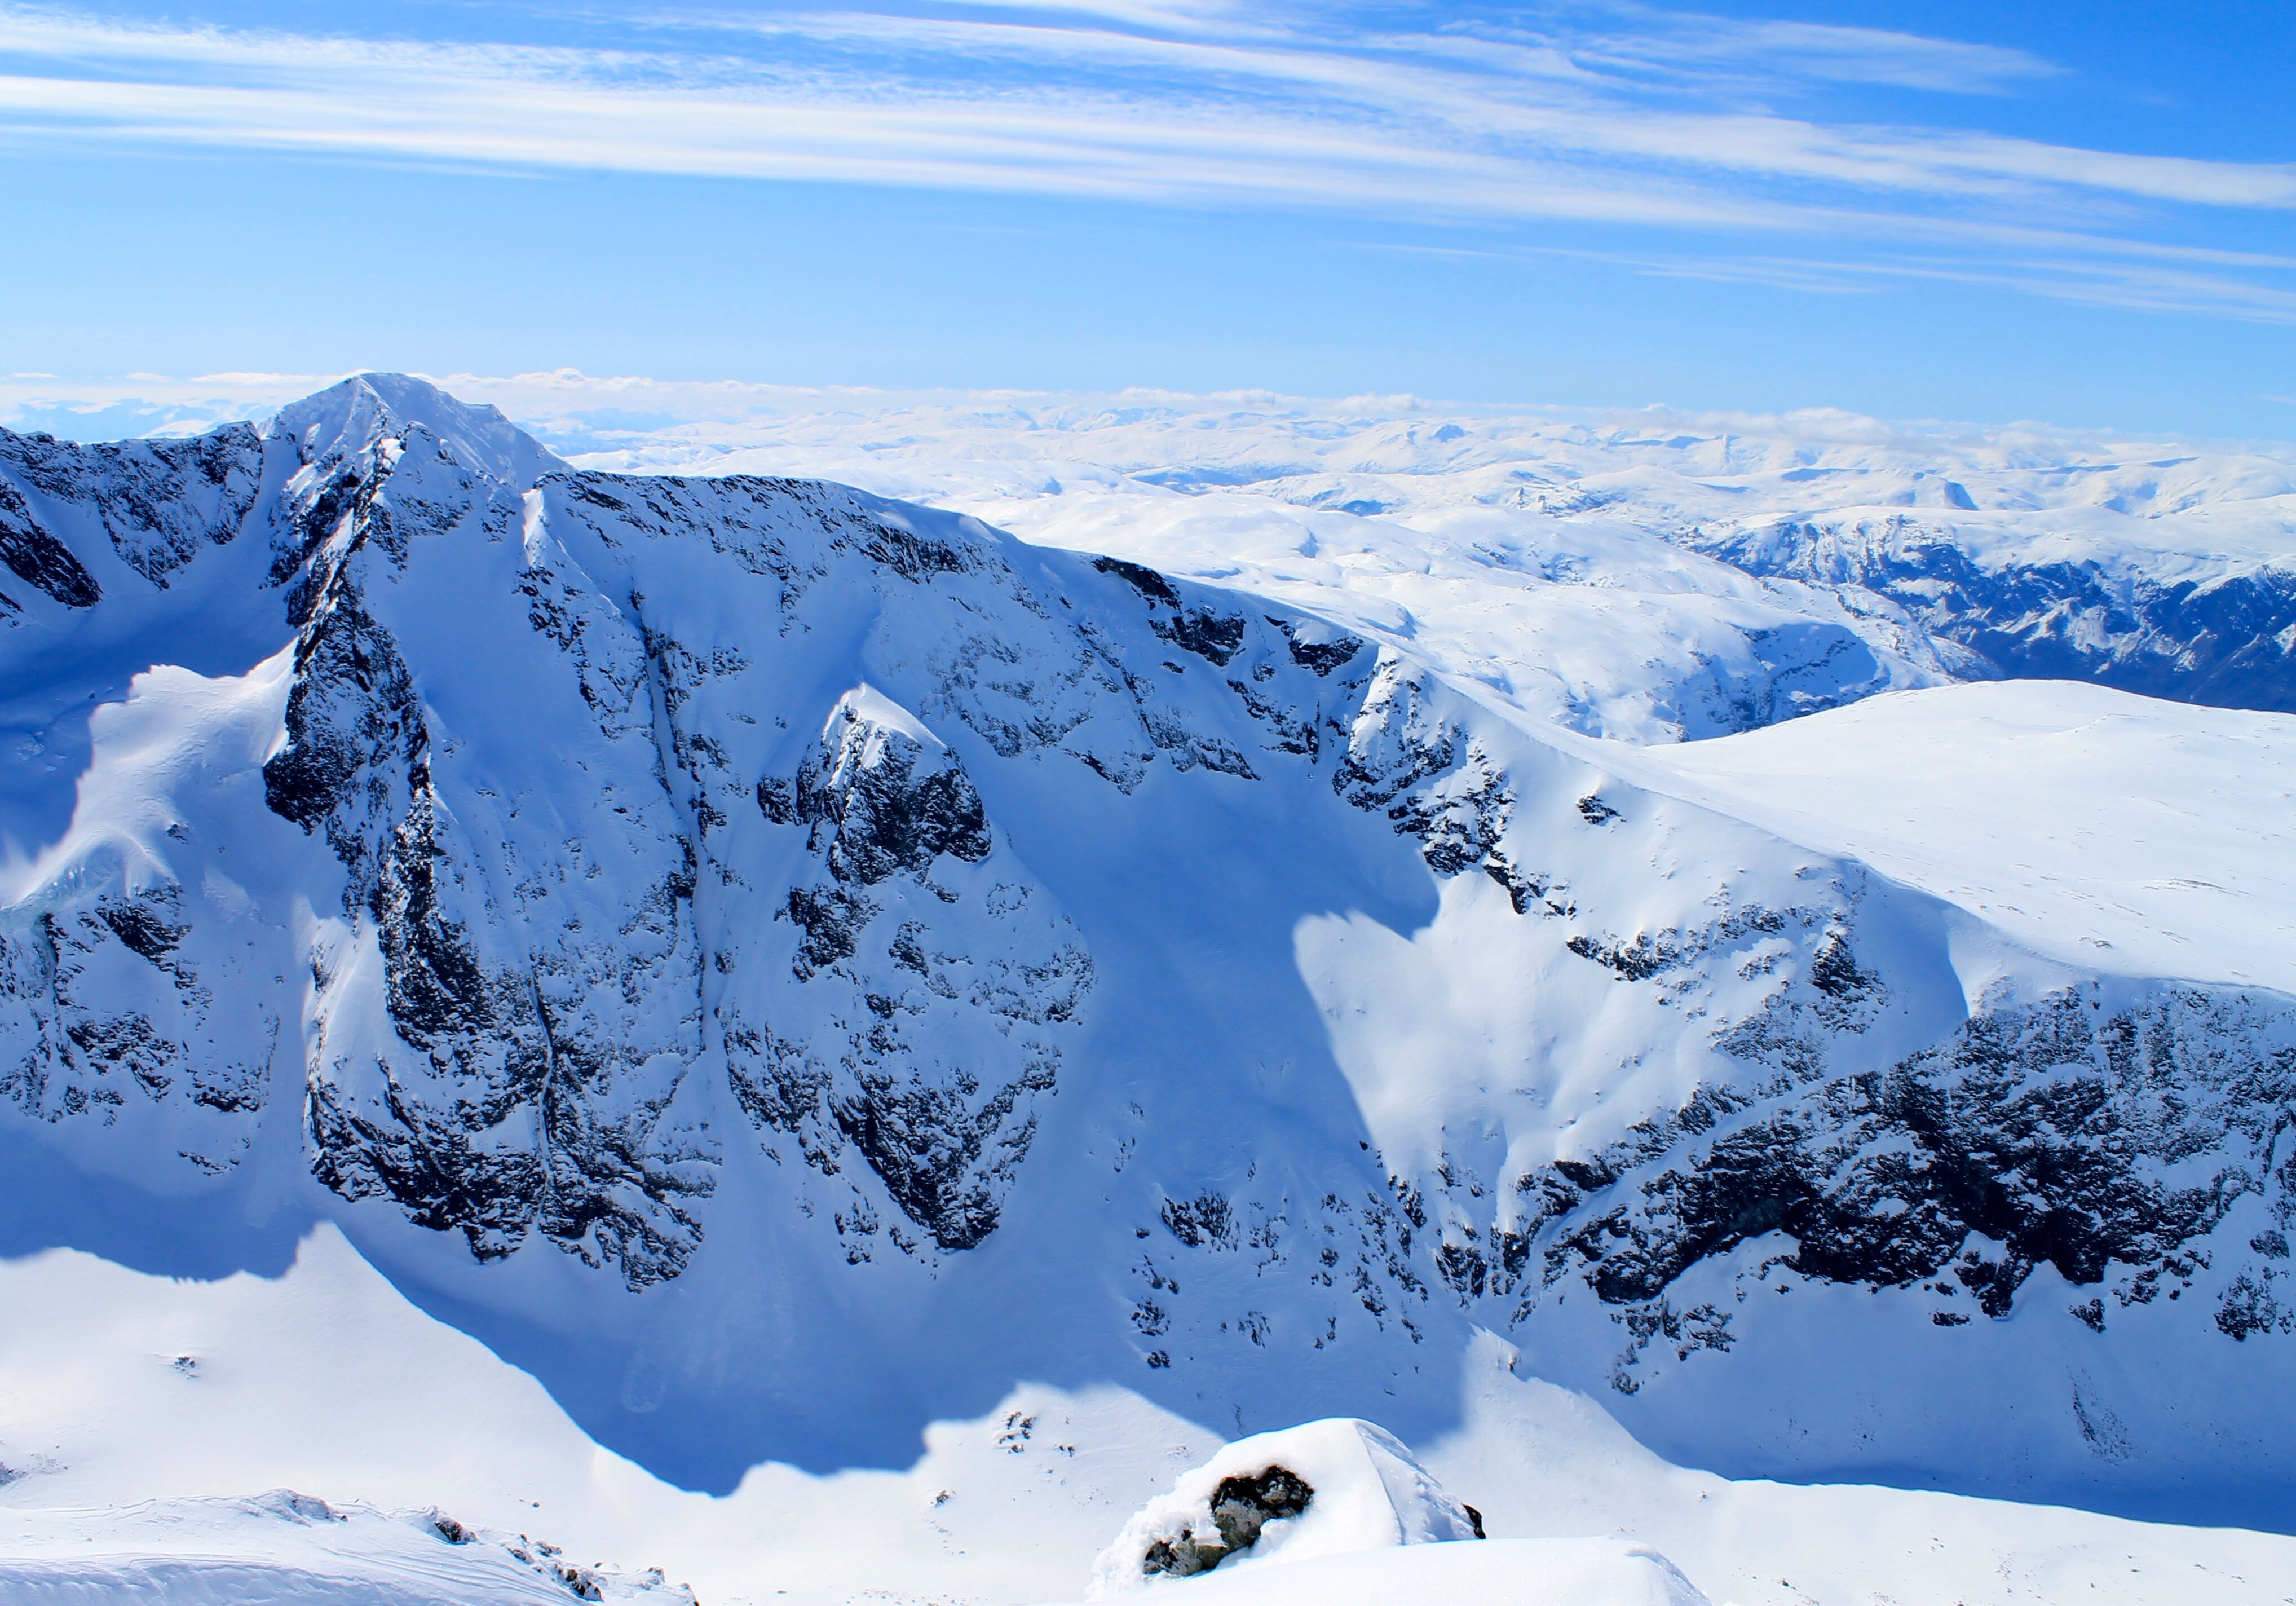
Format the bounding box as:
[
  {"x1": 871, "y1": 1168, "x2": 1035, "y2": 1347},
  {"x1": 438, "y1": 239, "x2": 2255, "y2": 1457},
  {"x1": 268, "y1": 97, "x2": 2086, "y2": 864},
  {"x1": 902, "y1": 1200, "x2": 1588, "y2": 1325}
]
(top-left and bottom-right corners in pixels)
[{"x1": 3, "y1": 374, "x2": 2294, "y2": 1601}]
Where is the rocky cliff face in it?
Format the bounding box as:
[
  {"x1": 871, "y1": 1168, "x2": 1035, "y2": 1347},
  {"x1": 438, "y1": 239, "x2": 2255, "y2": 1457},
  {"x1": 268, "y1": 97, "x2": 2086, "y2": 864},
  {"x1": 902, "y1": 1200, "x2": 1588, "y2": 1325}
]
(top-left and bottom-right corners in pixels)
[{"x1": 2, "y1": 376, "x2": 2292, "y2": 1524}]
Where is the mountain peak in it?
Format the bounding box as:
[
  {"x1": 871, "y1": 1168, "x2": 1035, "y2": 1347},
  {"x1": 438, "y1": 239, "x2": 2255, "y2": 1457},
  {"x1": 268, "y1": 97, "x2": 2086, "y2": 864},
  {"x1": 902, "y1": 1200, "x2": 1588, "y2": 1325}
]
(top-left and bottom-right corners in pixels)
[{"x1": 270, "y1": 372, "x2": 561, "y2": 489}]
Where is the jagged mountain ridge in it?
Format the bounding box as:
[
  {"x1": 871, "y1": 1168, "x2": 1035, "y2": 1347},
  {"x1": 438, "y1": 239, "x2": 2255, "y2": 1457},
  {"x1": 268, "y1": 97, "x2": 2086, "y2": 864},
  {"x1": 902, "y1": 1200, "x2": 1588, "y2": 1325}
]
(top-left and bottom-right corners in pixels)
[{"x1": 2, "y1": 377, "x2": 2293, "y2": 1529}]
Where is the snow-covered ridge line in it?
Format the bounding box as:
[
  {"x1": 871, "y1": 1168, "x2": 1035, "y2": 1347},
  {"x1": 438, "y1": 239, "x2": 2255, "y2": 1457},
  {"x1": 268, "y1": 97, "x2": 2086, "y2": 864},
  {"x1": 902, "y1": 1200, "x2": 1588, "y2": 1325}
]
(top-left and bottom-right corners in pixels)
[
  {"x1": 2, "y1": 374, "x2": 2294, "y2": 1535},
  {"x1": 17, "y1": 374, "x2": 2295, "y2": 730}
]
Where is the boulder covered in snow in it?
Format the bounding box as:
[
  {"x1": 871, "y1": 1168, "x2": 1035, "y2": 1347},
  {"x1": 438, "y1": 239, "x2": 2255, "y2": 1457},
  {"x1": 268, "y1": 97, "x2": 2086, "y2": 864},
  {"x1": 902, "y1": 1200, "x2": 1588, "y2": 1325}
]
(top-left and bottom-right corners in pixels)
[{"x1": 1089, "y1": 1419, "x2": 1482, "y2": 1596}]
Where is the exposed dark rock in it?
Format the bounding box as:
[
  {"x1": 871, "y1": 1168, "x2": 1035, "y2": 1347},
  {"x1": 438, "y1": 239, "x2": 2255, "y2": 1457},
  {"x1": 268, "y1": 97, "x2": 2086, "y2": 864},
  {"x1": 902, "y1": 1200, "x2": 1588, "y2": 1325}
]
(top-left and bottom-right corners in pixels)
[
  {"x1": 1807, "y1": 928, "x2": 1876, "y2": 1000},
  {"x1": 0, "y1": 476, "x2": 100, "y2": 607},
  {"x1": 6, "y1": 423, "x2": 262, "y2": 585},
  {"x1": 832, "y1": 1059, "x2": 1053, "y2": 1251},
  {"x1": 739, "y1": 691, "x2": 1086, "y2": 1255},
  {"x1": 307, "y1": 1073, "x2": 547, "y2": 1262},
  {"x1": 1163, "y1": 1190, "x2": 1234, "y2": 1248},
  {"x1": 1331, "y1": 659, "x2": 1545, "y2": 902},
  {"x1": 792, "y1": 734, "x2": 992, "y2": 886},
  {"x1": 96, "y1": 890, "x2": 189, "y2": 966},
  {"x1": 308, "y1": 1052, "x2": 706, "y2": 1287},
  {"x1": 1567, "y1": 907, "x2": 1792, "y2": 983},
  {"x1": 762, "y1": 701, "x2": 994, "y2": 981},
  {"x1": 782, "y1": 884, "x2": 875, "y2": 978},
  {"x1": 14, "y1": 378, "x2": 2296, "y2": 1471},
  {"x1": 1267, "y1": 616, "x2": 1367, "y2": 676},
  {"x1": 190, "y1": 1060, "x2": 268, "y2": 1114},
  {"x1": 1156, "y1": 607, "x2": 1248, "y2": 667},
  {"x1": 245, "y1": 408, "x2": 714, "y2": 1290},
  {"x1": 1094, "y1": 555, "x2": 1181, "y2": 605},
  {"x1": 0, "y1": 894, "x2": 235, "y2": 1123},
  {"x1": 844, "y1": 506, "x2": 976, "y2": 579},
  {"x1": 1514, "y1": 987, "x2": 2295, "y2": 1331},
  {"x1": 1141, "y1": 1466, "x2": 1315, "y2": 1578},
  {"x1": 1093, "y1": 554, "x2": 1249, "y2": 665},
  {"x1": 2217, "y1": 1272, "x2": 2291, "y2": 1339},
  {"x1": 756, "y1": 775, "x2": 798, "y2": 824},
  {"x1": 262, "y1": 573, "x2": 423, "y2": 864}
]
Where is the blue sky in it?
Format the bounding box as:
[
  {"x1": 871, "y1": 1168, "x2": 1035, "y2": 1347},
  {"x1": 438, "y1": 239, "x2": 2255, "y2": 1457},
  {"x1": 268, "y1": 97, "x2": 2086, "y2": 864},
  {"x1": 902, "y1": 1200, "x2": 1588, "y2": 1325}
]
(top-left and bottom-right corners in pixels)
[{"x1": 2, "y1": 1, "x2": 2292, "y2": 436}]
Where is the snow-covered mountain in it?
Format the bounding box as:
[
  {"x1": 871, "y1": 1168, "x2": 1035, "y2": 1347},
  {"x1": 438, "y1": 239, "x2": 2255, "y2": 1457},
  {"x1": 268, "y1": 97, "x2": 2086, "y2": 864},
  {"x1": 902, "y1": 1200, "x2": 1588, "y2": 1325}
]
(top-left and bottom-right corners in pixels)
[{"x1": 3, "y1": 375, "x2": 2294, "y2": 1545}]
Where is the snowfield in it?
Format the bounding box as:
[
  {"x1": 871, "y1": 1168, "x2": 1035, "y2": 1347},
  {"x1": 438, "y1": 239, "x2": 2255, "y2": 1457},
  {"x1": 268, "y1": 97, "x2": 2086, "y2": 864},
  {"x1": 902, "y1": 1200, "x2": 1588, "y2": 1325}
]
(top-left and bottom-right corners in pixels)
[
  {"x1": 3, "y1": 374, "x2": 2295, "y2": 1601},
  {"x1": 1606, "y1": 680, "x2": 2296, "y2": 990}
]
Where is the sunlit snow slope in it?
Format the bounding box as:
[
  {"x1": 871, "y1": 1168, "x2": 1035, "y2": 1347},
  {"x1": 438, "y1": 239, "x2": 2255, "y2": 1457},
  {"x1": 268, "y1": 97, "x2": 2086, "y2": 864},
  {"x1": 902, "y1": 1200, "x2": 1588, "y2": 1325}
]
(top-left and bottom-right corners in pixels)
[
  {"x1": 2, "y1": 376, "x2": 2293, "y2": 1543},
  {"x1": 1610, "y1": 681, "x2": 2296, "y2": 989},
  {"x1": 7, "y1": 1224, "x2": 2292, "y2": 1606}
]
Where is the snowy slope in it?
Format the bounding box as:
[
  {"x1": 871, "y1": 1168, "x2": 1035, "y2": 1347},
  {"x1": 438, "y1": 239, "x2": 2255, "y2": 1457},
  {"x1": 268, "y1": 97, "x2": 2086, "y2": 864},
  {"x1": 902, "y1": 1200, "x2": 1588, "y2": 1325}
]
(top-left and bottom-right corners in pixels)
[
  {"x1": 0, "y1": 1495, "x2": 696, "y2": 1606},
  {"x1": 1606, "y1": 680, "x2": 2296, "y2": 990},
  {"x1": 7, "y1": 1225, "x2": 2293, "y2": 1606},
  {"x1": 3, "y1": 374, "x2": 2294, "y2": 1545}
]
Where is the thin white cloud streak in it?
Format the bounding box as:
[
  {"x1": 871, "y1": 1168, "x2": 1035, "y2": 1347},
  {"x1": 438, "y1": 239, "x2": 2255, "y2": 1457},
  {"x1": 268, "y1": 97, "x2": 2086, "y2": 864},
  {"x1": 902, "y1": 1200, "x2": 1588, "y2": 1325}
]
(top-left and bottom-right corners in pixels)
[
  {"x1": 667, "y1": 9, "x2": 2296, "y2": 209},
  {"x1": 0, "y1": 4, "x2": 2282, "y2": 208},
  {"x1": 1559, "y1": 15, "x2": 2060, "y2": 95},
  {"x1": 0, "y1": 2, "x2": 2291, "y2": 312},
  {"x1": 0, "y1": 70, "x2": 1789, "y2": 228},
  {"x1": 1362, "y1": 233, "x2": 2296, "y2": 324}
]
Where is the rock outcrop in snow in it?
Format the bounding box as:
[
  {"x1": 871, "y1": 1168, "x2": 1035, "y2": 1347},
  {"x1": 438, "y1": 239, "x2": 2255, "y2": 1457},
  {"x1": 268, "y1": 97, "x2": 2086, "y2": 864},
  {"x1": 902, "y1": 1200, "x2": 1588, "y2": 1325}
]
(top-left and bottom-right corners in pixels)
[{"x1": 1089, "y1": 1419, "x2": 1482, "y2": 1596}]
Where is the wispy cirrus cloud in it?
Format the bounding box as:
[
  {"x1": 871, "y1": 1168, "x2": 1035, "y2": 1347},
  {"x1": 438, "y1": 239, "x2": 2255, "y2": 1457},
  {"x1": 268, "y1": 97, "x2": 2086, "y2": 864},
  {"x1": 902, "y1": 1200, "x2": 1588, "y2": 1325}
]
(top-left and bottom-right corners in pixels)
[
  {"x1": 0, "y1": 1, "x2": 2290, "y2": 319},
  {"x1": 1557, "y1": 12, "x2": 2060, "y2": 95}
]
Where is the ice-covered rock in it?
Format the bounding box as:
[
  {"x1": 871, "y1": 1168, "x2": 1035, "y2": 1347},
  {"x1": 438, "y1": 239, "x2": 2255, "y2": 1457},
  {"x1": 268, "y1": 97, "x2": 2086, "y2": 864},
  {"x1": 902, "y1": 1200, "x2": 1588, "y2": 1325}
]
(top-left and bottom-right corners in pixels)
[{"x1": 1089, "y1": 1419, "x2": 1482, "y2": 1596}]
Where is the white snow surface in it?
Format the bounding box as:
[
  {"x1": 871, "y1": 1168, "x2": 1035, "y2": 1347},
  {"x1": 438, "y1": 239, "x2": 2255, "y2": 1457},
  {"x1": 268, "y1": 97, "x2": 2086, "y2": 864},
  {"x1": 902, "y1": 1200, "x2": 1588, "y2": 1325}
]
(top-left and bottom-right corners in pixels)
[
  {"x1": 6, "y1": 1225, "x2": 2294, "y2": 1606},
  {"x1": 1082, "y1": 1539, "x2": 1709, "y2": 1606},
  {"x1": 1601, "y1": 680, "x2": 2296, "y2": 990},
  {"x1": 0, "y1": 1492, "x2": 693, "y2": 1606}
]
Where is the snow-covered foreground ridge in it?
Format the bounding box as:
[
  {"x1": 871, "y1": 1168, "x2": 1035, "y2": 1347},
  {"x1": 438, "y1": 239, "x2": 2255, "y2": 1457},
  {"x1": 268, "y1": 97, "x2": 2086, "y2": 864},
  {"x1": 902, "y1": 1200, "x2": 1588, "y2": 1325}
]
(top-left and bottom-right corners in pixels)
[
  {"x1": 2, "y1": 375, "x2": 2294, "y2": 1532},
  {"x1": 6, "y1": 1226, "x2": 2292, "y2": 1606}
]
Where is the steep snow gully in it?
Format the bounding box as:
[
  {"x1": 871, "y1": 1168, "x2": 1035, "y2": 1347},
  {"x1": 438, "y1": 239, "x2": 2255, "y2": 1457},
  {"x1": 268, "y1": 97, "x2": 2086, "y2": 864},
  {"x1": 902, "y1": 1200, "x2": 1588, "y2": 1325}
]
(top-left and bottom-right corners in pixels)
[{"x1": 4, "y1": 376, "x2": 2295, "y2": 1533}]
